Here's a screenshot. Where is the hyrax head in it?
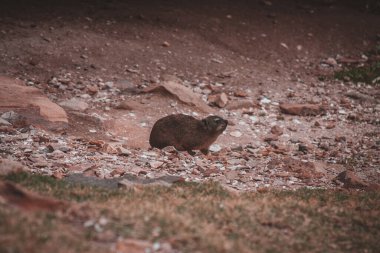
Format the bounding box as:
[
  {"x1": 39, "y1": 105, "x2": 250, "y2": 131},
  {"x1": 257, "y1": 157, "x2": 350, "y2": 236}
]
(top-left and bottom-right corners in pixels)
[{"x1": 201, "y1": 115, "x2": 228, "y2": 133}]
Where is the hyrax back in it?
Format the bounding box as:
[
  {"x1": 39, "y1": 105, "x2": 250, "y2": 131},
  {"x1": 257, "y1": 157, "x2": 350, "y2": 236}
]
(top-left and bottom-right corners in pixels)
[{"x1": 149, "y1": 114, "x2": 228, "y2": 155}]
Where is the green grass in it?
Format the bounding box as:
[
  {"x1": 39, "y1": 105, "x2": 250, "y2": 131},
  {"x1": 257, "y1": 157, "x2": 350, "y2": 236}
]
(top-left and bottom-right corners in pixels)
[
  {"x1": 1, "y1": 172, "x2": 380, "y2": 253},
  {"x1": 335, "y1": 61, "x2": 380, "y2": 84}
]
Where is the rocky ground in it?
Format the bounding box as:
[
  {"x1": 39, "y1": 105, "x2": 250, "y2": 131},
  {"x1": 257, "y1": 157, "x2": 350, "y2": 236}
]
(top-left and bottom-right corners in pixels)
[{"x1": 0, "y1": 0, "x2": 379, "y2": 192}]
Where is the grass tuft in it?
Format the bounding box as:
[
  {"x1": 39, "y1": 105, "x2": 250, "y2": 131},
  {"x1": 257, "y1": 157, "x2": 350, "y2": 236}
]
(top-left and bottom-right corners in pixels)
[
  {"x1": 335, "y1": 61, "x2": 380, "y2": 84},
  {"x1": 1, "y1": 172, "x2": 379, "y2": 253}
]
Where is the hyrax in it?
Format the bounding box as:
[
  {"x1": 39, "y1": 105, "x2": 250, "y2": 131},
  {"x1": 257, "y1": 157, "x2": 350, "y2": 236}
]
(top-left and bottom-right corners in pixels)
[{"x1": 149, "y1": 114, "x2": 228, "y2": 155}]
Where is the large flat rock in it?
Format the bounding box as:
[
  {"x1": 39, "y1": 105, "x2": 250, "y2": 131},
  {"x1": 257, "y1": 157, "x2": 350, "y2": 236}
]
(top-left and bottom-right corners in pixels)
[{"x1": 0, "y1": 76, "x2": 68, "y2": 130}]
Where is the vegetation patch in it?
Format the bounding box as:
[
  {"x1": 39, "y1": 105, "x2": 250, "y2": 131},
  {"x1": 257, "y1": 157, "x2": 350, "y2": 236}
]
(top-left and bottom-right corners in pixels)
[
  {"x1": 335, "y1": 61, "x2": 380, "y2": 85},
  {"x1": 1, "y1": 173, "x2": 380, "y2": 253}
]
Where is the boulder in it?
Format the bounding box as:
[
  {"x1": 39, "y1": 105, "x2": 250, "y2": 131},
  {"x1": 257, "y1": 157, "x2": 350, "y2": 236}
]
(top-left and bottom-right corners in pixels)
[
  {"x1": 143, "y1": 75, "x2": 212, "y2": 113},
  {"x1": 279, "y1": 103, "x2": 325, "y2": 116},
  {"x1": 334, "y1": 170, "x2": 368, "y2": 189},
  {"x1": 208, "y1": 92, "x2": 229, "y2": 108},
  {"x1": 0, "y1": 76, "x2": 68, "y2": 130},
  {"x1": 59, "y1": 98, "x2": 89, "y2": 112}
]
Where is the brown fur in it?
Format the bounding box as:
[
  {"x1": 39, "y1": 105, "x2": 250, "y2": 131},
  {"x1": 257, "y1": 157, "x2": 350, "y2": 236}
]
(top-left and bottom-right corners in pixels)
[{"x1": 149, "y1": 114, "x2": 228, "y2": 155}]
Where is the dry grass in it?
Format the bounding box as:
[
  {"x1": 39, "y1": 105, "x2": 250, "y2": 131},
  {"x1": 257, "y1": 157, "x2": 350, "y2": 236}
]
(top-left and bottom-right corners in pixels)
[{"x1": 1, "y1": 172, "x2": 380, "y2": 253}]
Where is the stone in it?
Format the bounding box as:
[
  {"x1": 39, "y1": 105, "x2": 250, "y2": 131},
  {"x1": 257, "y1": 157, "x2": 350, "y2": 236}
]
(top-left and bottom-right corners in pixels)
[
  {"x1": 116, "y1": 146, "x2": 132, "y2": 156},
  {"x1": 334, "y1": 170, "x2": 368, "y2": 189},
  {"x1": 0, "y1": 76, "x2": 68, "y2": 129},
  {"x1": 225, "y1": 170, "x2": 239, "y2": 180},
  {"x1": 279, "y1": 103, "x2": 325, "y2": 116},
  {"x1": 225, "y1": 100, "x2": 257, "y2": 110},
  {"x1": 1, "y1": 111, "x2": 27, "y2": 127},
  {"x1": 325, "y1": 121, "x2": 336, "y2": 129},
  {"x1": 149, "y1": 161, "x2": 164, "y2": 169},
  {"x1": 59, "y1": 98, "x2": 89, "y2": 112},
  {"x1": 0, "y1": 158, "x2": 26, "y2": 175},
  {"x1": 0, "y1": 117, "x2": 11, "y2": 126},
  {"x1": 275, "y1": 157, "x2": 323, "y2": 179},
  {"x1": 86, "y1": 85, "x2": 99, "y2": 95},
  {"x1": 208, "y1": 92, "x2": 229, "y2": 108},
  {"x1": 162, "y1": 41, "x2": 170, "y2": 47},
  {"x1": 209, "y1": 144, "x2": 222, "y2": 152},
  {"x1": 101, "y1": 143, "x2": 118, "y2": 154},
  {"x1": 118, "y1": 175, "x2": 184, "y2": 189},
  {"x1": 260, "y1": 97, "x2": 271, "y2": 104},
  {"x1": 47, "y1": 150, "x2": 65, "y2": 159},
  {"x1": 143, "y1": 75, "x2": 212, "y2": 113},
  {"x1": 234, "y1": 89, "x2": 248, "y2": 97},
  {"x1": 230, "y1": 131, "x2": 242, "y2": 138},
  {"x1": 270, "y1": 125, "x2": 283, "y2": 136},
  {"x1": 115, "y1": 239, "x2": 153, "y2": 253},
  {"x1": 298, "y1": 144, "x2": 309, "y2": 153},
  {"x1": 52, "y1": 171, "x2": 65, "y2": 179},
  {"x1": 325, "y1": 57, "x2": 337, "y2": 66},
  {"x1": 0, "y1": 181, "x2": 67, "y2": 212},
  {"x1": 345, "y1": 90, "x2": 375, "y2": 102},
  {"x1": 264, "y1": 134, "x2": 278, "y2": 142},
  {"x1": 110, "y1": 168, "x2": 126, "y2": 177},
  {"x1": 0, "y1": 126, "x2": 16, "y2": 134},
  {"x1": 115, "y1": 100, "x2": 142, "y2": 111},
  {"x1": 202, "y1": 167, "x2": 219, "y2": 177}
]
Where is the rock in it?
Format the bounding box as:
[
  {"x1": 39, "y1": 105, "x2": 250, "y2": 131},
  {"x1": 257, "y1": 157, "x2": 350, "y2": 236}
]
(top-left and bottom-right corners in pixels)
[
  {"x1": 149, "y1": 161, "x2": 164, "y2": 169},
  {"x1": 115, "y1": 100, "x2": 142, "y2": 111},
  {"x1": 264, "y1": 134, "x2": 278, "y2": 142},
  {"x1": 118, "y1": 175, "x2": 183, "y2": 189},
  {"x1": 162, "y1": 146, "x2": 177, "y2": 153},
  {"x1": 1, "y1": 111, "x2": 27, "y2": 127},
  {"x1": 335, "y1": 136, "x2": 346, "y2": 142},
  {"x1": 334, "y1": 170, "x2": 368, "y2": 189},
  {"x1": 59, "y1": 98, "x2": 89, "y2": 112},
  {"x1": 260, "y1": 97, "x2": 271, "y2": 104},
  {"x1": 325, "y1": 121, "x2": 336, "y2": 129},
  {"x1": 298, "y1": 144, "x2": 309, "y2": 153},
  {"x1": 0, "y1": 181, "x2": 67, "y2": 212},
  {"x1": 0, "y1": 126, "x2": 16, "y2": 134},
  {"x1": 279, "y1": 103, "x2": 325, "y2": 116},
  {"x1": 143, "y1": 76, "x2": 212, "y2": 113},
  {"x1": 270, "y1": 125, "x2": 283, "y2": 136},
  {"x1": 230, "y1": 131, "x2": 242, "y2": 138},
  {"x1": 202, "y1": 167, "x2": 219, "y2": 177},
  {"x1": 116, "y1": 146, "x2": 132, "y2": 156},
  {"x1": 234, "y1": 89, "x2": 248, "y2": 97},
  {"x1": 101, "y1": 143, "x2": 118, "y2": 154},
  {"x1": 86, "y1": 85, "x2": 99, "y2": 95},
  {"x1": 0, "y1": 158, "x2": 26, "y2": 175},
  {"x1": 52, "y1": 171, "x2": 65, "y2": 179},
  {"x1": 162, "y1": 41, "x2": 170, "y2": 47},
  {"x1": 225, "y1": 170, "x2": 239, "y2": 180},
  {"x1": 325, "y1": 57, "x2": 337, "y2": 66},
  {"x1": 225, "y1": 100, "x2": 258, "y2": 110},
  {"x1": 110, "y1": 168, "x2": 126, "y2": 177},
  {"x1": 367, "y1": 183, "x2": 380, "y2": 191},
  {"x1": 208, "y1": 92, "x2": 229, "y2": 108},
  {"x1": 0, "y1": 76, "x2": 68, "y2": 129},
  {"x1": 231, "y1": 146, "x2": 243, "y2": 152},
  {"x1": 345, "y1": 90, "x2": 375, "y2": 102},
  {"x1": 318, "y1": 141, "x2": 330, "y2": 151},
  {"x1": 47, "y1": 150, "x2": 65, "y2": 159},
  {"x1": 273, "y1": 157, "x2": 323, "y2": 179},
  {"x1": 115, "y1": 239, "x2": 153, "y2": 253},
  {"x1": 0, "y1": 117, "x2": 11, "y2": 126},
  {"x1": 209, "y1": 144, "x2": 222, "y2": 152}
]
